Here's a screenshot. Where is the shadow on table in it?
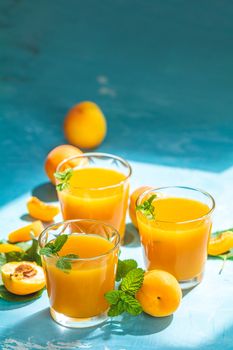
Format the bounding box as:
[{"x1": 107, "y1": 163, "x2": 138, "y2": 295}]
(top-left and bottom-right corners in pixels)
[
  {"x1": 20, "y1": 214, "x2": 34, "y2": 222},
  {"x1": 32, "y1": 182, "x2": 58, "y2": 202},
  {"x1": 0, "y1": 298, "x2": 36, "y2": 311},
  {"x1": 98, "y1": 313, "x2": 173, "y2": 340},
  {"x1": 5, "y1": 308, "x2": 172, "y2": 347},
  {"x1": 123, "y1": 223, "x2": 140, "y2": 248}
]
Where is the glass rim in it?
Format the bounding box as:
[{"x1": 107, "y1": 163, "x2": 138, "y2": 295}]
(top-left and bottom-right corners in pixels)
[
  {"x1": 38, "y1": 218, "x2": 121, "y2": 261},
  {"x1": 136, "y1": 185, "x2": 215, "y2": 224},
  {"x1": 56, "y1": 152, "x2": 132, "y2": 191}
]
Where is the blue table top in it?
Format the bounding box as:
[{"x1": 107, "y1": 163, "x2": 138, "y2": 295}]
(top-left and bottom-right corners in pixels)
[{"x1": 1, "y1": 1, "x2": 233, "y2": 349}]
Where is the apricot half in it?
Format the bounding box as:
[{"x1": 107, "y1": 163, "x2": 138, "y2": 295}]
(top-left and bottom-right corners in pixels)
[
  {"x1": 136, "y1": 270, "x2": 182, "y2": 317},
  {"x1": 129, "y1": 186, "x2": 152, "y2": 228},
  {"x1": 0, "y1": 243, "x2": 23, "y2": 253},
  {"x1": 45, "y1": 144, "x2": 83, "y2": 184},
  {"x1": 1, "y1": 262, "x2": 45, "y2": 295},
  {"x1": 208, "y1": 231, "x2": 233, "y2": 256},
  {"x1": 64, "y1": 101, "x2": 107, "y2": 149},
  {"x1": 27, "y1": 197, "x2": 59, "y2": 222},
  {"x1": 8, "y1": 221, "x2": 44, "y2": 243}
]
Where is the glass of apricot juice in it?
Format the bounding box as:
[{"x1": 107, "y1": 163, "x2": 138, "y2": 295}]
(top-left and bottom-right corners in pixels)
[
  {"x1": 39, "y1": 219, "x2": 120, "y2": 328},
  {"x1": 56, "y1": 153, "x2": 131, "y2": 242},
  {"x1": 136, "y1": 186, "x2": 215, "y2": 289}
]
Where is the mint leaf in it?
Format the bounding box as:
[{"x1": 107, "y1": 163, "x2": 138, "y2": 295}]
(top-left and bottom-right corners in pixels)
[
  {"x1": 5, "y1": 251, "x2": 25, "y2": 262},
  {"x1": 40, "y1": 247, "x2": 53, "y2": 257},
  {"x1": 136, "y1": 194, "x2": 156, "y2": 220},
  {"x1": 25, "y1": 239, "x2": 42, "y2": 266},
  {"x1": 105, "y1": 290, "x2": 122, "y2": 305},
  {"x1": 0, "y1": 254, "x2": 7, "y2": 269},
  {"x1": 120, "y1": 268, "x2": 144, "y2": 295},
  {"x1": 116, "y1": 259, "x2": 138, "y2": 281},
  {"x1": 56, "y1": 257, "x2": 71, "y2": 271},
  {"x1": 53, "y1": 235, "x2": 68, "y2": 253},
  {"x1": 121, "y1": 293, "x2": 143, "y2": 316},
  {"x1": 55, "y1": 254, "x2": 79, "y2": 271},
  {"x1": 105, "y1": 259, "x2": 145, "y2": 318},
  {"x1": 108, "y1": 300, "x2": 125, "y2": 316},
  {"x1": 5, "y1": 240, "x2": 42, "y2": 266},
  {"x1": 55, "y1": 168, "x2": 73, "y2": 191}
]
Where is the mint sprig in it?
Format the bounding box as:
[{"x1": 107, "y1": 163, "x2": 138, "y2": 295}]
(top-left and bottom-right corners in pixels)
[
  {"x1": 120, "y1": 268, "x2": 144, "y2": 295},
  {"x1": 136, "y1": 194, "x2": 156, "y2": 220},
  {"x1": 56, "y1": 254, "x2": 79, "y2": 271},
  {"x1": 40, "y1": 234, "x2": 68, "y2": 257},
  {"x1": 5, "y1": 239, "x2": 42, "y2": 266},
  {"x1": 40, "y1": 234, "x2": 78, "y2": 271},
  {"x1": 54, "y1": 168, "x2": 73, "y2": 191},
  {"x1": 105, "y1": 260, "x2": 145, "y2": 317},
  {"x1": 116, "y1": 259, "x2": 138, "y2": 281}
]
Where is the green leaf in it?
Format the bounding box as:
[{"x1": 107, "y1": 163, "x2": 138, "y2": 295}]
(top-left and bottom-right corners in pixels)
[
  {"x1": 116, "y1": 259, "x2": 138, "y2": 282},
  {"x1": 120, "y1": 293, "x2": 143, "y2": 316},
  {"x1": 56, "y1": 257, "x2": 71, "y2": 271},
  {"x1": 25, "y1": 239, "x2": 42, "y2": 266},
  {"x1": 40, "y1": 247, "x2": 53, "y2": 257},
  {"x1": 5, "y1": 240, "x2": 41, "y2": 266},
  {"x1": 52, "y1": 235, "x2": 68, "y2": 253},
  {"x1": 120, "y1": 268, "x2": 145, "y2": 295},
  {"x1": 0, "y1": 285, "x2": 45, "y2": 302},
  {"x1": 0, "y1": 254, "x2": 7, "y2": 268},
  {"x1": 55, "y1": 253, "x2": 79, "y2": 271},
  {"x1": 54, "y1": 168, "x2": 73, "y2": 192},
  {"x1": 5, "y1": 251, "x2": 25, "y2": 262},
  {"x1": 105, "y1": 290, "x2": 122, "y2": 305},
  {"x1": 108, "y1": 300, "x2": 125, "y2": 317},
  {"x1": 136, "y1": 194, "x2": 156, "y2": 220}
]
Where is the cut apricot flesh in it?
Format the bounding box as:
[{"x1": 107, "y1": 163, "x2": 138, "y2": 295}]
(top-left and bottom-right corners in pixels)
[
  {"x1": 208, "y1": 231, "x2": 233, "y2": 256},
  {"x1": 8, "y1": 221, "x2": 44, "y2": 243},
  {"x1": 0, "y1": 243, "x2": 23, "y2": 253},
  {"x1": 1, "y1": 261, "x2": 45, "y2": 295},
  {"x1": 27, "y1": 196, "x2": 60, "y2": 222}
]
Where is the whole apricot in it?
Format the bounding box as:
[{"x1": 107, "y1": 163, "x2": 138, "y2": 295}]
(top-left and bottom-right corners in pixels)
[
  {"x1": 45, "y1": 144, "x2": 83, "y2": 184},
  {"x1": 136, "y1": 270, "x2": 182, "y2": 317},
  {"x1": 64, "y1": 101, "x2": 107, "y2": 149},
  {"x1": 1, "y1": 262, "x2": 45, "y2": 295},
  {"x1": 129, "y1": 186, "x2": 153, "y2": 228}
]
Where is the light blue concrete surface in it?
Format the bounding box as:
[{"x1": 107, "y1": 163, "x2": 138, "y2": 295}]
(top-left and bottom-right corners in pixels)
[{"x1": 1, "y1": 1, "x2": 233, "y2": 349}]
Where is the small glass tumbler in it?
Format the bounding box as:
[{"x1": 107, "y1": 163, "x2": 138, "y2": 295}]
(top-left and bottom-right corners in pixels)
[
  {"x1": 136, "y1": 186, "x2": 215, "y2": 289},
  {"x1": 39, "y1": 219, "x2": 120, "y2": 328},
  {"x1": 56, "y1": 152, "x2": 131, "y2": 241}
]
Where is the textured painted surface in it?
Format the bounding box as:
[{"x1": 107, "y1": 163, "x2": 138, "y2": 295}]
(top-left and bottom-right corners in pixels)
[
  {"x1": 1, "y1": 0, "x2": 233, "y2": 349},
  {"x1": 1, "y1": 0, "x2": 233, "y2": 205}
]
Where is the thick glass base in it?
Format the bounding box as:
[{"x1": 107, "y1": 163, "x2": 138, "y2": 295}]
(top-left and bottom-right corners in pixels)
[
  {"x1": 179, "y1": 271, "x2": 204, "y2": 290},
  {"x1": 50, "y1": 307, "x2": 108, "y2": 328}
]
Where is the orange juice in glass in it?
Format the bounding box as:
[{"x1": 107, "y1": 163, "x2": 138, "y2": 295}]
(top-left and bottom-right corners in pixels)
[
  {"x1": 56, "y1": 153, "x2": 131, "y2": 241},
  {"x1": 39, "y1": 219, "x2": 120, "y2": 328},
  {"x1": 136, "y1": 186, "x2": 215, "y2": 289}
]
